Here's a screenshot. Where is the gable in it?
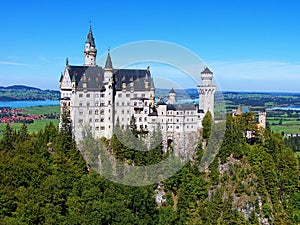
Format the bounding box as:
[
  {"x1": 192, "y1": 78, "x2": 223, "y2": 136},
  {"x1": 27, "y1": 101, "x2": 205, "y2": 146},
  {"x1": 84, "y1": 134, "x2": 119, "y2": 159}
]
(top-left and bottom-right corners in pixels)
[{"x1": 61, "y1": 68, "x2": 72, "y2": 89}]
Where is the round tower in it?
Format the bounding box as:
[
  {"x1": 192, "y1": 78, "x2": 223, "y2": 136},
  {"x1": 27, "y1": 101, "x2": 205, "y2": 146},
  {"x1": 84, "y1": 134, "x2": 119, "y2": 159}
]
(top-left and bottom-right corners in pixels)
[
  {"x1": 258, "y1": 111, "x2": 266, "y2": 129},
  {"x1": 84, "y1": 24, "x2": 97, "y2": 66},
  {"x1": 198, "y1": 67, "x2": 216, "y2": 117},
  {"x1": 167, "y1": 88, "x2": 176, "y2": 104}
]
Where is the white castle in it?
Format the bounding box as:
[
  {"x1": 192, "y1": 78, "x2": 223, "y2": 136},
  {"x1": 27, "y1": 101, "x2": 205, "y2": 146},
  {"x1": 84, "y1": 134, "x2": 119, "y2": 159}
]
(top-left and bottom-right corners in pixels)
[{"x1": 59, "y1": 26, "x2": 216, "y2": 142}]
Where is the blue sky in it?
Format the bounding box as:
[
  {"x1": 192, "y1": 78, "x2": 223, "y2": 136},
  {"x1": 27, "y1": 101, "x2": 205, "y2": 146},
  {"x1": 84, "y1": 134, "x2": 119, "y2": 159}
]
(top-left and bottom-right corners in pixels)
[{"x1": 1, "y1": 0, "x2": 300, "y2": 92}]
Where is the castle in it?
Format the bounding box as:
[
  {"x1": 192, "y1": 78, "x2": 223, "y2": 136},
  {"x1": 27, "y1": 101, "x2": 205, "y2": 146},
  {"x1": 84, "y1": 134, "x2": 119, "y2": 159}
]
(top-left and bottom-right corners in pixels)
[{"x1": 59, "y1": 26, "x2": 216, "y2": 142}]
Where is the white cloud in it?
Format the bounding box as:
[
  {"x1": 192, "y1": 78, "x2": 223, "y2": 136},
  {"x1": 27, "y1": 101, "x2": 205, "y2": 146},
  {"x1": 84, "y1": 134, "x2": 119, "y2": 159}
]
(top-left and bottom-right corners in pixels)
[{"x1": 0, "y1": 61, "x2": 30, "y2": 66}]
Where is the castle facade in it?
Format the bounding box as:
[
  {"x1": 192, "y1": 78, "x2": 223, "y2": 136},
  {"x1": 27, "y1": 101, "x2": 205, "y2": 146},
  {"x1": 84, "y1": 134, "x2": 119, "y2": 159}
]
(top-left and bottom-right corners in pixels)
[{"x1": 59, "y1": 26, "x2": 215, "y2": 142}]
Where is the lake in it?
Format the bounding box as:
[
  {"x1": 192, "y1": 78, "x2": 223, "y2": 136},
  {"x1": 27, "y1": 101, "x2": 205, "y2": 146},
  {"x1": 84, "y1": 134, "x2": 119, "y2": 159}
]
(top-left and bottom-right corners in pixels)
[
  {"x1": 0, "y1": 100, "x2": 60, "y2": 108},
  {"x1": 267, "y1": 105, "x2": 300, "y2": 111}
]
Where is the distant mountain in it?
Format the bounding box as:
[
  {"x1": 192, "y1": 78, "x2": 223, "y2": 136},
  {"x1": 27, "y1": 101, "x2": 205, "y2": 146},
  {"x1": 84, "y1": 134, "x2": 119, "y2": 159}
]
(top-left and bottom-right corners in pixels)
[
  {"x1": 0, "y1": 85, "x2": 41, "y2": 91},
  {"x1": 0, "y1": 85, "x2": 59, "y2": 101}
]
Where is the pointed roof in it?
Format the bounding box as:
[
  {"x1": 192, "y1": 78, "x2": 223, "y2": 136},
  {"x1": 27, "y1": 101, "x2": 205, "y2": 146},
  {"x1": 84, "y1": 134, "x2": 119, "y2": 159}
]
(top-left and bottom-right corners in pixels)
[
  {"x1": 105, "y1": 49, "x2": 113, "y2": 69},
  {"x1": 201, "y1": 67, "x2": 213, "y2": 74},
  {"x1": 86, "y1": 25, "x2": 95, "y2": 47},
  {"x1": 169, "y1": 88, "x2": 176, "y2": 94},
  {"x1": 72, "y1": 74, "x2": 76, "y2": 82}
]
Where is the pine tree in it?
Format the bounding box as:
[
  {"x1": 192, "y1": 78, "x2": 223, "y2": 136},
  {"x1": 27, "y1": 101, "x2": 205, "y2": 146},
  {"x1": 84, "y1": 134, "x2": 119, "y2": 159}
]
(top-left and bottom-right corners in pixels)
[{"x1": 202, "y1": 111, "x2": 213, "y2": 140}]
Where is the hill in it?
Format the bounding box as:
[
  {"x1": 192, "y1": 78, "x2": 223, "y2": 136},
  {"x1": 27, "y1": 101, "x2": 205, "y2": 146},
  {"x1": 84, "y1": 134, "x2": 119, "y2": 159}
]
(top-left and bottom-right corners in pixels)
[
  {"x1": 0, "y1": 85, "x2": 59, "y2": 101},
  {"x1": 0, "y1": 113, "x2": 299, "y2": 224}
]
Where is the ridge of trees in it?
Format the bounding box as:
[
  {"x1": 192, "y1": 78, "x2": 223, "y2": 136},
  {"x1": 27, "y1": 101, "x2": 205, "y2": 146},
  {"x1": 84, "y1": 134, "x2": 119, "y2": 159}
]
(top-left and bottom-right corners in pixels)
[{"x1": 0, "y1": 112, "x2": 299, "y2": 224}]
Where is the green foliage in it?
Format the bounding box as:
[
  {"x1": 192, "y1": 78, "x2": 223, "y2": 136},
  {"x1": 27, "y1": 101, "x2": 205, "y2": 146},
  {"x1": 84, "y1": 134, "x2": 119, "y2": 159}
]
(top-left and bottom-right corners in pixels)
[
  {"x1": 0, "y1": 108, "x2": 299, "y2": 224},
  {"x1": 202, "y1": 111, "x2": 213, "y2": 139}
]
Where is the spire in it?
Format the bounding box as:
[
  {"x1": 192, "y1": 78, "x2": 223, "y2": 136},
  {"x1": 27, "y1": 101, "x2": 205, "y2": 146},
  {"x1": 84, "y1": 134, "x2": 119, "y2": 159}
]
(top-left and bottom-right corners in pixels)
[
  {"x1": 201, "y1": 67, "x2": 213, "y2": 74},
  {"x1": 86, "y1": 22, "x2": 95, "y2": 47},
  {"x1": 66, "y1": 57, "x2": 69, "y2": 66},
  {"x1": 105, "y1": 49, "x2": 113, "y2": 69},
  {"x1": 169, "y1": 88, "x2": 176, "y2": 94}
]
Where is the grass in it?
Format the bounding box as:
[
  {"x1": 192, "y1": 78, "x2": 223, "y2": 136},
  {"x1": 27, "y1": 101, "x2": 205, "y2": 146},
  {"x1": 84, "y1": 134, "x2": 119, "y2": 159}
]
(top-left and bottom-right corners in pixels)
[
  {"x1": 21, "y1": 105, "x2": 60, "y2": 115},
  {"x1": 0, "y1": 119, "x2": 59, "y2": 138},
  {"x1": 270, "y1": 125, "x2": 300, "y2": 134}
]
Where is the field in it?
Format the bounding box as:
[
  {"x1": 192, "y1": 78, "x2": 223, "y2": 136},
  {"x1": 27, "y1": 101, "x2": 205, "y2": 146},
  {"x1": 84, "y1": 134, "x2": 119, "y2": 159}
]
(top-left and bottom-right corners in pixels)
[
  {"x1": 21, "y1": 105, "x2": 60, "y2": 115},
  {"x1": 0, "y1": 119, "x2": 59, "y2": 138},
  {"x1": 0, "y1": 105, "x2": 60, "y2": 138}
]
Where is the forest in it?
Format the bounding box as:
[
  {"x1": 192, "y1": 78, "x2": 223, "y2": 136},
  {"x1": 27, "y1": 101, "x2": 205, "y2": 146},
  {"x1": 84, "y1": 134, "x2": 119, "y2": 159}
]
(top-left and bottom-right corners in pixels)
[{"x1": 0, "y1": 111, "x2": 299, "y2": 224}]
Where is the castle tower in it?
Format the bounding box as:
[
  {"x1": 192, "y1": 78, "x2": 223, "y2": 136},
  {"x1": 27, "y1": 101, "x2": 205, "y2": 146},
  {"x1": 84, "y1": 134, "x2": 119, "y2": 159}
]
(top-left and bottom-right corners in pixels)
[
  {"x1": 258, "y1": 111, "x2": 266, "y2": 129},
  {"x1": 167, "y1": 88, "x2": 176, "y2": 104},
  {"x1": 198, "y1": 67, "x2": 216, "y2": 117},
  {"x1": 103, "y1": 49, "x2": 114, "y2": 138},
  {"x1": 84, "y1": 24, "x2": 97, "y2": 66}
]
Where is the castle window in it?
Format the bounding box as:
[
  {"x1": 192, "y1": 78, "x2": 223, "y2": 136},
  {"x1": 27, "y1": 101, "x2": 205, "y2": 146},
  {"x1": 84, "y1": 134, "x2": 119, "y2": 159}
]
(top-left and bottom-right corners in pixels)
[
  {"x1": 95, "y1": 93, "x2": 99, "y2": 98},
  {"x1": 101, "y1": 94, "x2": 104, "y2": 97},
  {"x1": 79, "y1": 93, "x2": 83, "y2": 98},
  {"x1": 122, "y1": 118, "x2": 124, "y2": 122},
  {"x1": 95, "y1": 126, "x2": 99, "y2": 131},
  {"x1": 100, "y1": 110, "x2": 104, "y2": 115},
  {"x1": 144, "y1": 117, "x2": 147, "y2": 122},
  {"x1": 87, "y1": 102, "x2": 90, "y2": 107},
  {"x1": 122, "y1": 102, "x2": 124, "y2": 106},
  {"x1": 79, "y1": 110, "x2": 83, "y2": 115},
  {"x1": 140, "y1": 125, "x2": 143, "y2": 129},
  {"x1": 117, "y1": 102, "x2": 119, "y2": 106},
  {"x1": 145, "y1": 125, "x2": 147, "y2": 129},
  {"x1": 127, "y1": 102, "x2": 130, "y2": 106},
  {"x1": 108, "y1": 101, "x2": 111, "y2": 105},
  {"x1": 101, "y1": 118, "x2": 104, "y2": 122},
  {"x1": 118, "y1": 93, "x2": 122, "y2": 97},
  {"x1": 145, "y1": 102, "x2": 148, "y2": 106},
  {"x1": 177, "y1": 119, "x2": 179, "y2": 122},
  {"x1": 100, "y1": 103, "x2": 104, "y2": 107},
  {"x1": 122, "y1": 110, "x2": 124, "y2": 114},
  {"x1": 79, "y1": 102, "x2": 83, "y2": 107},
  {"x1": 95, "y1": 119, "x2": 99, "y2": 122},
  {"x1": 176, "y1": 126, "x2": 179, "y2": 129},
  {"x1": 79, "y1": 119, "x2": 83, "y2": 123},
  {"x1": 126, "y1": 93, "x2": 130, "y2": 97},
  {"x1": 89, "y1": 118, "x2": 92, "y2": 122},
  {"x1": 86, "y1": 94, "x2": 90, "y2": 98},
  {"x1": 100, "y1": 126, "x2": 105, "y2": 130},
  {"x1": 142, "y1": 94, "x2": 145, "y2": 97},
  {"x1": 95, "y1": 102, "x2": 99, "y2": 106},
  {"x1": 89, "y1": 110, "x2": 92, "y2": 115},
  {"x1": 139, "y1": 117, "x2": 142, "y2": 122},
  {"x1": 95, "y1": 110, "x2": 99, "y2": 115}
]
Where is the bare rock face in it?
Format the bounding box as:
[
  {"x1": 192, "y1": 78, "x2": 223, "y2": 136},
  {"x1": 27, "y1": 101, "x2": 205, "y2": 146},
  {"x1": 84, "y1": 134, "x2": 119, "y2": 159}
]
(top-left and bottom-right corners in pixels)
[
  {"x1": 155, "y1": 183, "x2": 166, "y2": 207},
  {"x1": 172, "y1": 131, "x2": 200, "y2": 161}
]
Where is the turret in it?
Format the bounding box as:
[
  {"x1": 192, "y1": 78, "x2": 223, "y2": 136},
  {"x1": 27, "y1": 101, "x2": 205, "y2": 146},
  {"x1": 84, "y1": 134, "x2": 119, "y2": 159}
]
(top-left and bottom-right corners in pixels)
[
  {"x1": 104, "y1": 49, "x2": 113, "y2": 83},
  {"x1": 167, "y1": 88, "x2": 176, "y2": 104},
  {"x1": 198, "y1": 67, "x2": 216, "y2": 117},
  {"x1": 84, "y1": 24, "x2": 97, "y2": 66}
]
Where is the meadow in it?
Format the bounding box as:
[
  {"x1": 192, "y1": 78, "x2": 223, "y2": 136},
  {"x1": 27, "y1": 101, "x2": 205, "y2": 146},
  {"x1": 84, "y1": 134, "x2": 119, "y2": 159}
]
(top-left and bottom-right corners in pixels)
[{"x1": 0, "y1": 105, "x2": 60, "y2": 138}]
